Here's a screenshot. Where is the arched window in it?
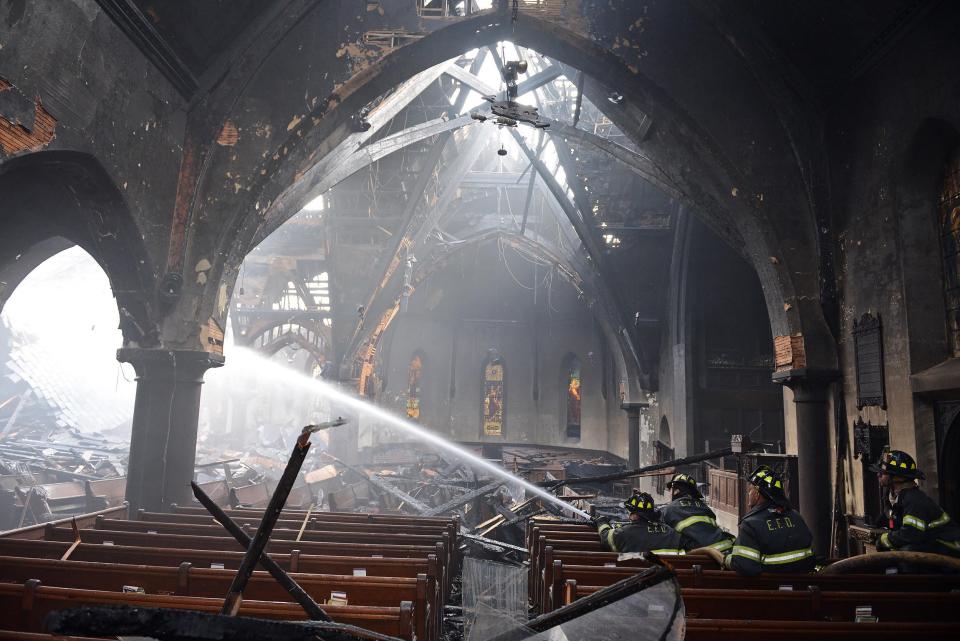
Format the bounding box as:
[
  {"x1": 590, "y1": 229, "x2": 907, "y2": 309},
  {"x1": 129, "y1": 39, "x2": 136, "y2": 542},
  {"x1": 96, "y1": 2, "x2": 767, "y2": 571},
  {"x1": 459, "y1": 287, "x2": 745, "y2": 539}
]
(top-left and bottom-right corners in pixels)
[
  {"x1": 407, "y1": 352, "x2": 424, "y2": 421},
  {"x1": 562, "y1": 354, "x2": 582, "y2": 440},
  {"x1": 940, "y1": 148, "x2": 960, "y2": 356},
  {"x1": 482, "y1": 354, "x2": 505, "y2": 437},
  {"x1": 655, "y1": 417, "x2": 675, "y2": 495}
]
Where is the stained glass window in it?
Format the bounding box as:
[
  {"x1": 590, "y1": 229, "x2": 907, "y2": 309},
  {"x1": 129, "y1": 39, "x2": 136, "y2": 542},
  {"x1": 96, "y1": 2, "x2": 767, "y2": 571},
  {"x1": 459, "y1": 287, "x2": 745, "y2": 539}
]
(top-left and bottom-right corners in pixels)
[
  {"x1": 940, "y1": 148, "x2": 960, "y2": 357},
  {"x1": 407, "y1": 353, "x2": 423, "y2": 421},
  {"x1": 482, "y1": 356, "x2": 505, "y2": 437},
  {"x1": 564, "y1": 355, "x2": 582, "y2": 440}
]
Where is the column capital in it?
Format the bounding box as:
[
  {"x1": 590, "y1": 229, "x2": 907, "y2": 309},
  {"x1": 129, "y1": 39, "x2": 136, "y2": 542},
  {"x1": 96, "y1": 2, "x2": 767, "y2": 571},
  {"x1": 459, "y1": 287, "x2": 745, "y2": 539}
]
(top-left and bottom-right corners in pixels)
[
  {"x1": 117, "y1": 348, "x2": 224, "y2": 383},
  {"x1": 772, "y1": 367, "x2": 838, "y2": 402},
  {"x1": 620, "y1": 401, "x2": 648, "y2": 412}
]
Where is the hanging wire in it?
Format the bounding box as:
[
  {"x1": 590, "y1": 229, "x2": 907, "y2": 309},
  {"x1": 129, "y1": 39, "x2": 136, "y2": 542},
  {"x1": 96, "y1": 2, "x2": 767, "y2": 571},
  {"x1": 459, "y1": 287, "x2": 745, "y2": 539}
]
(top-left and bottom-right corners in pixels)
[
  {"x1": 497, "y1": 237, "x2": 553, "y2": 293},
  {"x1": 498, "y1": 237, "x2": 535, "y2": 291}
]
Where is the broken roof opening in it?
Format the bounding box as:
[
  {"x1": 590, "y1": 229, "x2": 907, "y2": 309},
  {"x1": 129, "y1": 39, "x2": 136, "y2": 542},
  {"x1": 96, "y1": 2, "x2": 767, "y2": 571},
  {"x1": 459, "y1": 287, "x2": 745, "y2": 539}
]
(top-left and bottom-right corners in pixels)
[{"x1": 1, "y1": 245, "x2": 135, "y2": 437}]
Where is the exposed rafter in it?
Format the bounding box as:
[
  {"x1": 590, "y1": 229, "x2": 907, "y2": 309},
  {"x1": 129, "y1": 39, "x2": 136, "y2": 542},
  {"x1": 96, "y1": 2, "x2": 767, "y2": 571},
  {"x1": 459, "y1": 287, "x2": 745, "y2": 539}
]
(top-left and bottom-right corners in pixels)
[
  {"x1": 339, "y1": 50, "x2": 491, "y2": 369},
  {"x1": 543, "y1": 119, "x2": 683, "y2": 199},
  {"x1": 443, "y1": 60, "x2": 563, "y2": 104},
  {"x1": 260, "y1": 60, "x2": 457, "y2": 235},
  {"x1": 342, "y1": 128, "x2": 489, "y2": 369},
  {"x1": 508, "y1": 127, "x2": 647, "y2": 378}
]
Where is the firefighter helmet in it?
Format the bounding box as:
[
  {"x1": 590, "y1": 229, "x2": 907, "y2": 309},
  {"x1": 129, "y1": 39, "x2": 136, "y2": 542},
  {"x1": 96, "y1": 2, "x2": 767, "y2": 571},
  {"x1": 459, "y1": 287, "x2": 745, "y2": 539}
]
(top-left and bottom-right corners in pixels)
[
  {"x1": 870, "y1": 450, "x2": 924, "y2": 480},
  {"x1": 624, "y1": 491, "x2": 657, "y2": 514},
  {"x1": 665, "y1": 472, "x2": 701, "y2": 497},
  {"x1": 747, "y1": 465, "x2": 788, "y2": 506}
]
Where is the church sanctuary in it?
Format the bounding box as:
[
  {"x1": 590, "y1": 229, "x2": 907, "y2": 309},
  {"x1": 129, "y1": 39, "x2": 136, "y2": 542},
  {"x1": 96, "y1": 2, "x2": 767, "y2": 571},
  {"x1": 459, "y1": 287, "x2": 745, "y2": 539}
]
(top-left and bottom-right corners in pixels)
[{"x1": 1, "y1": 1, "x2": 960, "y2": 639}]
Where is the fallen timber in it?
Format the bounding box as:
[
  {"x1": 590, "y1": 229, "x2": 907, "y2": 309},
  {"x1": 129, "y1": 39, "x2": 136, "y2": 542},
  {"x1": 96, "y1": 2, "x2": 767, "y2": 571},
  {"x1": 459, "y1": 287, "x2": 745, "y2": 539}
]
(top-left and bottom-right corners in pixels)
[
  {"x1": 320, "y1": 451, "x2": 432, "y2": 514},
  {"x1": 544, "y1": 443, "x2": 751, "y2": 489},
  {"x1": 420, "y1": 480, "x2": 503, "y2": 517},
  {"x1": 45, "y1": 605, "x2": 404, "y2": 641},
  {"x1": 220, "y1": 421, "x2": 346, "y2": 616},
  {"x1": 191, "y1": 481, "x2": 330, "y2": 621}
]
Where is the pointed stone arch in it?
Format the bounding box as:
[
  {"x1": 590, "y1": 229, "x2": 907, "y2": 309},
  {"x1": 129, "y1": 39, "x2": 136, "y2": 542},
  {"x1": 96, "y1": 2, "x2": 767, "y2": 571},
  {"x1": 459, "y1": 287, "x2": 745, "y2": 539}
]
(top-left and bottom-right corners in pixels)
[{"x1": 0, "y1": 151, "x2": 158, "y2": 346}]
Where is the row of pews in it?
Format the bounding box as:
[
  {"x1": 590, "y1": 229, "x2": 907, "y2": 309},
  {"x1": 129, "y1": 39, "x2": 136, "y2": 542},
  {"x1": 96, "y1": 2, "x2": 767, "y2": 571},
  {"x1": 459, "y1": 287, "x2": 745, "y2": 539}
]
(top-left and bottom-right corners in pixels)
[
  {"x1": 0, "y1": 504, "x2": 459, "y2": 641},
  {"x1": 527, "y1": 517, "x2": 960, "y2": 639}
]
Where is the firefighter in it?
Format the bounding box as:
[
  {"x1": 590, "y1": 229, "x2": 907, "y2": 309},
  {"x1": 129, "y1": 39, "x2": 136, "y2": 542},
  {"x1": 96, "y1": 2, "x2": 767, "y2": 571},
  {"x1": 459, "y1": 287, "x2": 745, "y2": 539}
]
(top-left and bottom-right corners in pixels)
[
  {"x1": 660, "y1": 472, "x2": 735, "y2": 553},
  {"x1": 872, "y1": 450, "x2": 960, "y2": 558},
  {"x1": 592, "y1": 492, "x2": 689, "y2": 555},
  {"x1": 723, "y1": 465, "x2": 816, "y2": 576}
]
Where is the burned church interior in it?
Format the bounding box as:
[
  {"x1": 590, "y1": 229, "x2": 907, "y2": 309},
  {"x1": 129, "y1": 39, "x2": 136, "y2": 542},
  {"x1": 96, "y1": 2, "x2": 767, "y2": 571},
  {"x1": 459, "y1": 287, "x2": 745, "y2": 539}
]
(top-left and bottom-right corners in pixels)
[{"x1": 1, "y1": 0, "x2": 960, "y2": 639}]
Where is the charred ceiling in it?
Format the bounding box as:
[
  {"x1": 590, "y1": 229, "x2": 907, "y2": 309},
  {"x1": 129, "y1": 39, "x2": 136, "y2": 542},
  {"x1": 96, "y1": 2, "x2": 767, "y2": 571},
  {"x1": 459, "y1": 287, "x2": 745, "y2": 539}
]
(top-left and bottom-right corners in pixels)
[{"x1": 1, "y1": 0, "x2": 956, "y2": 381}]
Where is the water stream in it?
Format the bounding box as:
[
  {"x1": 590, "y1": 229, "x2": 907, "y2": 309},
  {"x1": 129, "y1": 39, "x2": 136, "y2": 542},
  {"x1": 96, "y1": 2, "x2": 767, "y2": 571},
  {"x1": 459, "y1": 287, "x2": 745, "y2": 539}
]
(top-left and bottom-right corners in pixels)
[{"x1": 224, "y1": 347, "x2": 591, "y2": 519}]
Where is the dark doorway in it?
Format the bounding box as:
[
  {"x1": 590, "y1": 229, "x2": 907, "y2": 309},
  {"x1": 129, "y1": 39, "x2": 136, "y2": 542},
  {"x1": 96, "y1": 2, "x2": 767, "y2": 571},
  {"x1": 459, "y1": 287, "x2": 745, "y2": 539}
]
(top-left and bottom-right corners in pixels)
[{"x1": 941, "y1": 408, "x2": 960, "y2": 520}]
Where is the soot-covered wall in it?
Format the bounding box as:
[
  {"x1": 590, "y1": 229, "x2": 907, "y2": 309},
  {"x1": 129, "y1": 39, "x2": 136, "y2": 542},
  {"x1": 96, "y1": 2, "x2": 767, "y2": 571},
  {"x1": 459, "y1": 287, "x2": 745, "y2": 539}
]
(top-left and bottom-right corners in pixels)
[
  {"x1": 656, "y1": 215, "x2": 780, "y2": 457},
  {"x1": 826, "y1": 4, "x2": 960, "y2": 516},
  {"x1": 377, "y1": 240, "x2": 623, "y2": 451}
]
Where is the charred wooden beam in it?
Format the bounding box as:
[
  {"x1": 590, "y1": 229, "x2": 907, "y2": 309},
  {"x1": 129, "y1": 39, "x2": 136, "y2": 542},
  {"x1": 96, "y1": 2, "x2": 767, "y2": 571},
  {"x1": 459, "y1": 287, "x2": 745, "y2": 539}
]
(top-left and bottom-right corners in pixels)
[
  {"x1": 45, "y1": 605, "x2": 404, "y2": 641},
  {"x1": 546, "y1": 443, "x2": 754, "y2": 489},
  {"x1": 460, "y1": 532, "x2": 528, "y2": 555},
  {"x1": 421, "y1": 480, "x2": 503, "y2": 517},
  {"x1": 190, "y1": 481, "x2": 329, "y2": 621},
  {"x1": 320, "y1": 451, "x2": 432, "y2": 514},
  {"x1": 222, "y1": 419, "x2": 346, "y2": 615}
]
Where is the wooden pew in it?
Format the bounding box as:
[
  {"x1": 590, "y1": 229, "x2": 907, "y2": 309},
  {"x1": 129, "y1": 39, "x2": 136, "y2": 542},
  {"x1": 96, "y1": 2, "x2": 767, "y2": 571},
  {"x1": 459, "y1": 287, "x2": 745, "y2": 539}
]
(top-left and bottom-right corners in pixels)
[
  {"x1": 0, "y1": 581, "x2": 415, "y2": 640},
  {"x1": 135, "y1": 511, "x2": 450, "y2": 536},
  {"x1": 22, "y1": 621, "x2": 957, "y2": 641},
  {"x1": 94, "y1": 518, "x2": 456, "y2": 573},
  {"x1": 21, "y1": 482, "x2": 88, "y2": 513},
  {"x1": 226, "y1": 481, "x2": 314, "y2": 510},
  {"x1": 40, "y1": 528, "x2": 451, "y2": 601},
  {"x1": 529, "y1": 532, "x2": 702, "y2": 611},
  {"x1": 44, "y1": 526, "x2": 444, "y2": 560},
  {"x1": 0, "y1": 505, "x2": 128, "y2": 541},
  {"x1": 94, "y1": 518, "x2": 446, "y2": 546},
  {"x1": 0, "y1": 539, "x2": 436, "y2": 579},
  {"x1": 229, "y1": 482, "x2": 272, "y2": 508},
  {"x1": 528, "y1": 528, "x2": 599, "y2": 541},
  {"x1": 171, "y1": 505, "x2": 453, "y2": 525},
  {"x1": 532, "y1": 543, "x2": 719, "y2": 612},
  {"x1": 684, "y1": 619, "x2": 960, "y2": 640},
  {"x1": 550, "y1": 549, "x2": 716, "y2": 569},
  {"x1": 0, "y1": 632, "x2": 104, "y2": 641},
  {"x1": 193, "y1": 479, "x2": 231, "y2": 507},
  {"x1": 545, "y1": 562, "x2": 960, "y2": 613},
  {"x1": 88, "y1": 519, "x2": 456, "y2": 574},
  {"x1": 0, "y1": 556, "x2": 436, "y2": 641},
  {"x1": 558, "y1": 581, "x2": 960, "y2": 622},
  {"x1": 83, "y1": 479, "x2": 125, "y2": 510}
]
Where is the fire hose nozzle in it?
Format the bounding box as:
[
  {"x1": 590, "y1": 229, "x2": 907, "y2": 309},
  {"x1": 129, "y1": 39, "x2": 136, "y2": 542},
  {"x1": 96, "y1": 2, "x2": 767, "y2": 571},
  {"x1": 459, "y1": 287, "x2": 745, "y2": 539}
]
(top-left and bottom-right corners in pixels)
[{"x1": 302, "y1": 417, "x2": 348, "y2": 435}]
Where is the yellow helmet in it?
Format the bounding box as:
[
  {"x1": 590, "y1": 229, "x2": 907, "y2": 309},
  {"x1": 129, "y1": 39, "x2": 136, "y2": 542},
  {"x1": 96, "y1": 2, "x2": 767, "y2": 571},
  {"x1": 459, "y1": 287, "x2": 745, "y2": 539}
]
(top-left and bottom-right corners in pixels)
[
  {"x1": 870, "y1": 450, "x2": 924, "y2": 480},
  {"x1": 666, "y1": 472, "x2": 701, "y2": 497},
  {"x1": 624, "y1": 491, "x2": 656, "y2": 513},
  {"x1": 747, "y1": 465, "x2": 788, "y2": 506}
]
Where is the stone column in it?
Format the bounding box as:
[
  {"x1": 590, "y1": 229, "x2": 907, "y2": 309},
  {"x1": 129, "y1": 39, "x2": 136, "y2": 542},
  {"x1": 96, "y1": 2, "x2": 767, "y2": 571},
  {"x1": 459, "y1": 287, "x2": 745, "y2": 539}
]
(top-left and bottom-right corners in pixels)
[
  {"x1": 118, "y1": 348, "x2": 224, "y2": 512},
  {"x1": 772, "y1": 368, "x2": 838, "y2": 557},
  {"x1": 622, "y1": 402, "x2": 645, "y2": 468}
]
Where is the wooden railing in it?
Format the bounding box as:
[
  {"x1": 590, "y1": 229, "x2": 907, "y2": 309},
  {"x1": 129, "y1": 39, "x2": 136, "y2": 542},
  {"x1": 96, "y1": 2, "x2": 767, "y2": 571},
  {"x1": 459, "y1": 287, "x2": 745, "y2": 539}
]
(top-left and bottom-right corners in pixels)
[{"x1": 708, "y1": 467, "x2": 740, "y2": 516}]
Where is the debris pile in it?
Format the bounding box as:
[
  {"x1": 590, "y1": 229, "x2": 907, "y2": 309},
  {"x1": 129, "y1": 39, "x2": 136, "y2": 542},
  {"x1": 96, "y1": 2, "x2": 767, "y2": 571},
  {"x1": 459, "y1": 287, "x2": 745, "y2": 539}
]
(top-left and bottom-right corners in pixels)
[{"x1": 0, "y1": 424, "x2": 128, "y2": 531}]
